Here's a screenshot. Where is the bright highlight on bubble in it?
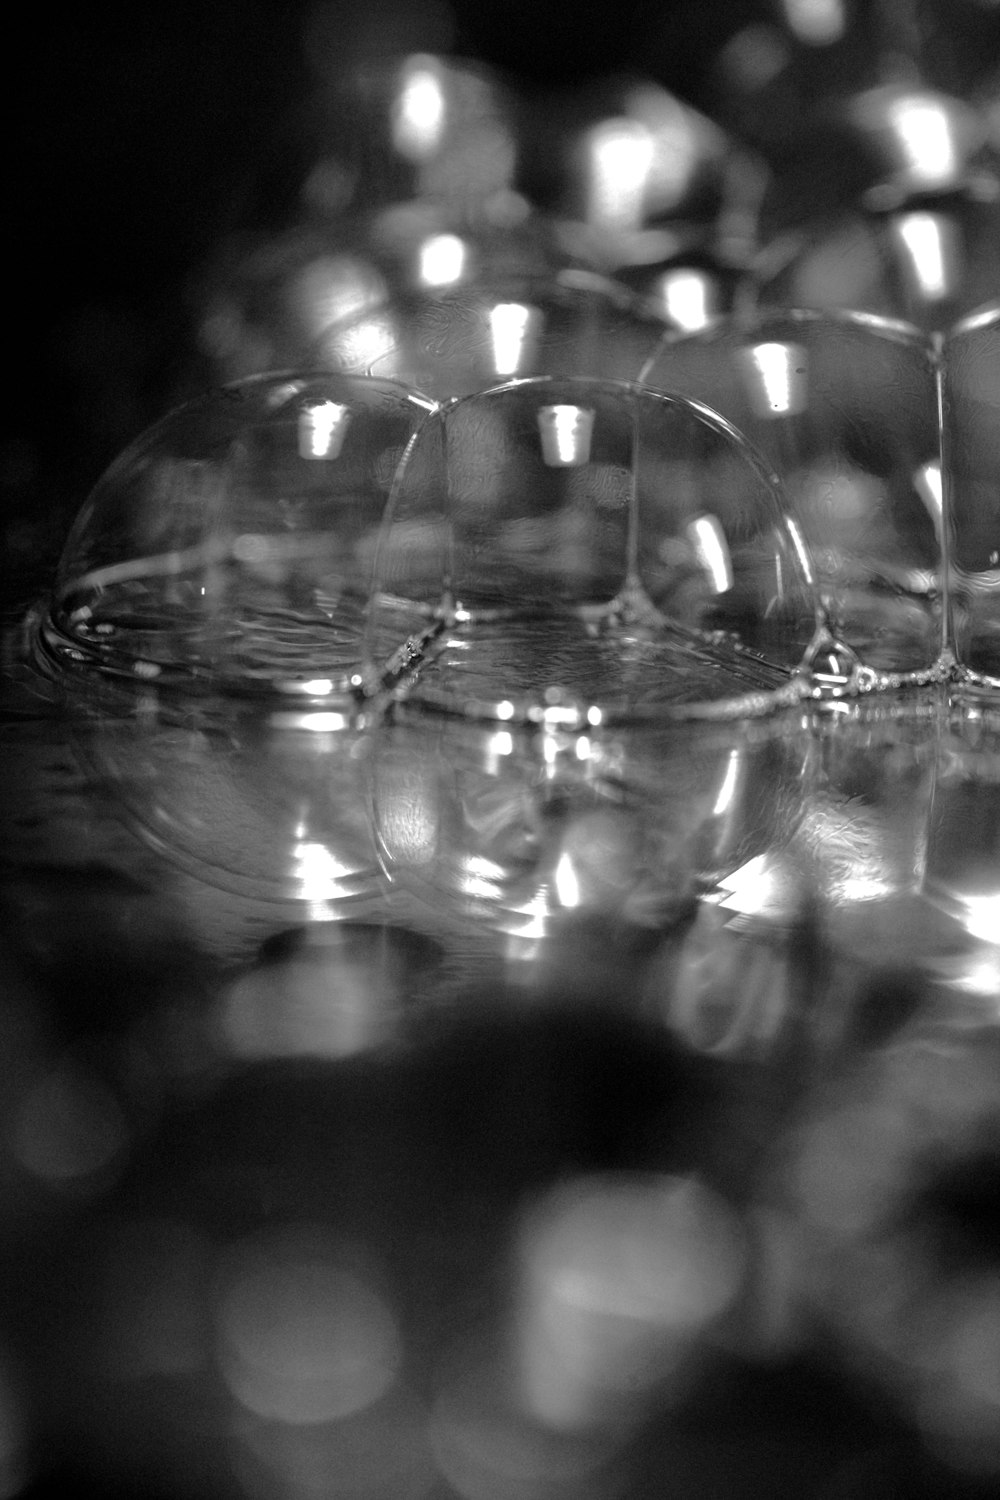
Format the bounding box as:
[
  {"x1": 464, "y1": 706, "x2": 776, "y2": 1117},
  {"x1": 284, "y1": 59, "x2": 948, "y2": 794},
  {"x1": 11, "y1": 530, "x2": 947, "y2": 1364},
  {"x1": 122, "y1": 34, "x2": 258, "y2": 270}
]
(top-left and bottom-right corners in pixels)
[
  {"x1": 893, "y1": 212, "x2": 953, "y2": 303},
  {"x1": 537, "y1": 405, "x2": 596, "y2": 467},
  {"x1": 488, "y1": 302, "x2": 536, "y2": 376},
  {"x1": 298, "y1": 401, "x2": 352, "y2": 460}
]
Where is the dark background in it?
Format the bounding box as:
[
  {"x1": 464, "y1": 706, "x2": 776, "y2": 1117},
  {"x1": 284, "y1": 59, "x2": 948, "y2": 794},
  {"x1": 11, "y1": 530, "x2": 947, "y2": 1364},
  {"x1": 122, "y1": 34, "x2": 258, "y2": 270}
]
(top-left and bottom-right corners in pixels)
[
  {"x1": 6, "y1": 2, "x2": 747, "y2": 504},
  {"x1": 6, "y1": 1, "x2": 1000, "y2": 596}
]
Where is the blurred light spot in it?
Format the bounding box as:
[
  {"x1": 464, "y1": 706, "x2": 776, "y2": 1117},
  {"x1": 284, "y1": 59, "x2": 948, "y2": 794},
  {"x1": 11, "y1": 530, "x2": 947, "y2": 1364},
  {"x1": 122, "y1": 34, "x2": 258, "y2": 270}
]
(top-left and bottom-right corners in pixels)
[
  {"x1": 624, "y1": 85, "x2": 716, "y2": 216},
  {"x1": 489, "y1": 303, "x2": 538, "y2": 377},
  {"x1": 517, "y1": 1173, "x2": 745, "y2": 1430},
  {"x1": 794, "y1": 1097, "x2": 910, "y2": 1238},
  {"x1": 916, "y1": 1275, "x2": 1000, "y2": 1475},
  {"x1": 496, "y1": 700, "x2": 515, "y2": 720},
  {"x1": 266, "y1": 380, "x2": 308, "y2": 409},
  {"x1": 430, "y1": 1343, "x2": 611, "y2": 1500},
  {"x1": 583, "y1": 118, "x2": 655, "y2": 232},
  {"x1": 301, "y1": 155, "x2": 355, "y2": 217},
  {"x1": 11, "y1": 1057, "x2": 128, "y2": 1189},
  {"x1": 687, "y1": 514, "x2": 733, "y2": 594},
  {"x1": 886, "y1": 94, "x2": 960, "y2": 191},
  {"x1": 418, "y1": 233, "x2": 467, "y2": 288},
  {"x1": 393, "y1": 57, "x2": 447, "y2": 162},
  {"x1": 292, "y1": 257, "x2": 387, "y2": 343},
  {"x1": 742, "y1": 342, "x2": 808, "y2": 416},
  {"x1": 233, "y1": 1385, "x2": 434, "y2": 1500},
  {"x1": 220, "y1": 938, "x2": 403, "y2": 1061},
  {"x1": 271, "y1": 711, "x2": 352, "y2": 732},
  {"x1": 893, "y1": 212, "x2": 953, "y2": 301},
  {"x1": 299, "y1": 401, "x2": 352, "y2": 460},
  {"x1": 321, "y1": 315, "x2": 399, "y2": 374},
  {"x1": 937, "y1": 947, "x2": 1000, "y2": 998},
  {"x1": 718, "y1": 24, "x2": 790, "y2": 93},
  {"x1": 663, "y1": 904, "x2": 792, "y2": 1057},
  {"x1": 538, "y1": 407, "x2": 595, "y2": 467},
  {"x1": 99, "y1": 1217, "x2": 210, "y2": 1380},
  {"x1": 233, "y1": 533, "x2": 271, "y2": 564},
  {"x1": 656, "y1": 269, "x2": 714, "y2": 333},
  {"x1": 553, "y1": 851, "x2": 582, "y2": 909},
  {"x1": 215, "y1": 1226, "x2": 401, "y2": 1425},
  {"x1": 575, "y1": 735, "x2": 591, "y2": 761},
  {"x1": 781, "y1": 0, "x2": 844, "y2": 45},
  {"x1": 487, "y1": 729, "x2": 514, "y2": 760}
]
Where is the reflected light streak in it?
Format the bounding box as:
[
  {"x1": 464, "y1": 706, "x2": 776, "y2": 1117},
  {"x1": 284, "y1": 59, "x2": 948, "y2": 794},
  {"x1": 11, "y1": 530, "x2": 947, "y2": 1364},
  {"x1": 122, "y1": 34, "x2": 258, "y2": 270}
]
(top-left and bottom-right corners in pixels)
[
  {"x1": 894, "y1": 212, "x2": 950, "y2": 301},
  {"x1": 298, "y1": 401, "x2": 351, "y2": 460},
  {"x1": 418, "y1": 233, "x2": 467, "y2": 287},
  {"x1": 743, "y1": 341, "x2": 808, "y2": 416},
  {"x1": 712, "y1": 747, "x2": 741, "y2": 818},
  {"x1": 781, "y1": 0, "x2": 845, "y2": 44},
  {"x1": 488, "y1": 302, "x2": 537, "y2": 377},
  {"x1": 537, "y1": 406, "x2": 595, "y2": 467},
  {"x1": 687, "y1": 514, "x2": 733, "y2": 594},
  {"x1": 584, "y1": 118, "x2": 655, "y2": 232},
  {"x1": 392, "y1": 57, "x2": 447, "y2": 162}
]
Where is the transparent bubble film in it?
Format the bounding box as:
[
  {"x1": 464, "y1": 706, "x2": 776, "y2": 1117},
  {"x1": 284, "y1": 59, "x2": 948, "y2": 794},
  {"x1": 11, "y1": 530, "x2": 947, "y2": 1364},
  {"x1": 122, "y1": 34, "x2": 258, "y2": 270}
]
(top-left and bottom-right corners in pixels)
[
  {"x1": 38, "y1": 372, "x2": 437, "y2": 702},
  {"x1": 364, "y1": 376, "x2": 820, "y2": 724},
  {"x1": 29, "y1": 301, "x2": 1000, "y2": 902}
]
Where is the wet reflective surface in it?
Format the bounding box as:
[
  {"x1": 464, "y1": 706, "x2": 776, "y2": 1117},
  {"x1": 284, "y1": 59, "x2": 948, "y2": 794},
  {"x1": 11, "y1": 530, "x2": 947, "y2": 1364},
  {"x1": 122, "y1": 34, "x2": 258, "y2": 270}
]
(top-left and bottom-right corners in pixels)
[{"x1": 5, "y1": 571, "x2": 1000, "y2": 1496}]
